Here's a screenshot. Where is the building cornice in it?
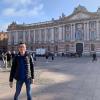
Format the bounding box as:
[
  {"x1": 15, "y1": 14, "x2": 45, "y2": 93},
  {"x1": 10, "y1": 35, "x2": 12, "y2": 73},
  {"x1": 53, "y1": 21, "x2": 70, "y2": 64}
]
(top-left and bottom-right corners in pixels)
[{"x1": 7, "y1": 5, "x2": 100, "y2": 31}]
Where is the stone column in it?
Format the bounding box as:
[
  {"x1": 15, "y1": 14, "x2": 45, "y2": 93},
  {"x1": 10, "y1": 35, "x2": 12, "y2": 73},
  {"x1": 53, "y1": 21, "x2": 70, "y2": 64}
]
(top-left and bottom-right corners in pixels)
[
  {"x1": 50, "y1": 28, "x2": 52, "y2": 42},
  {"x1": 39, "y1": 29, "x2": 41, "y2": 43},
  {"x1": 72, "y1": 23, "x2": 75, "y2": 41},
  {"x1": 34, "y1": 30, "x2": 36, "y2": 43},
  {"x1": 99, "y1": 21, "x2": 100, "y2": 40},
  {"x1": 86, "y1": 22, "x2": 89, "y2": 41},
  {"x1": 57, "y1": 27, "x2": 59, "y2": 42},
  {"x1": 62, "y1": 25, "x2": 65, "y2": 42},
  {"x1": 15, "y1": 31, "x2": 18, "y2": 44},
  {"x1": 33, "y1": 30, "x2": 35, "y2": 43},
  {"x1": 51, "y1": 28, "x2": 54, "y2": 43},
  {"x1": 69, "y1": 24, "x2": 71, "y2": 41},
  {"x1": 61, "y1": 26, "x2": 63, "y2": 42},
  {"x1": 84, "y1": 22, "x2": 87, "y2": 41},
  {"x1": 23, "y1": 30, "x2": 25, "y2": 43},
  {"x1": 8, "y1": 32, "x2": 11, "y2": 45},
  {"x1": 70, "y1": 24, "x2": 73, "y2": 41},
  {"x1": 96, "y1": 20, "x2": 100, "y2": 40},
  {"x1": 59, "y1": 26, "x2": 62, "y2": 41},
  {"x1": 45, "y1": 28, "x2": 47, "y2": 42},
  {"x1": 28, "y1": 30, "x2": 30, "y2": 44}
]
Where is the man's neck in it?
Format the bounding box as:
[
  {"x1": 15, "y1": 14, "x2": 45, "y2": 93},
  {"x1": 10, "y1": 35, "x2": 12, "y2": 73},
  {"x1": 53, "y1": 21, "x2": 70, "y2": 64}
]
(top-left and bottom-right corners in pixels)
[{"x1": 20, "y1": 52, "x2": 26, "y2": 56}]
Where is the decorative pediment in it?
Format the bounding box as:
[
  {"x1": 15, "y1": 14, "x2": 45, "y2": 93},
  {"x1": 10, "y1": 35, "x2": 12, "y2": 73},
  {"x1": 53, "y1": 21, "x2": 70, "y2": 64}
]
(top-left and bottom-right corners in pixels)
[{"x1": 68, "y1": 12, "x2": 91, "y2": 20}]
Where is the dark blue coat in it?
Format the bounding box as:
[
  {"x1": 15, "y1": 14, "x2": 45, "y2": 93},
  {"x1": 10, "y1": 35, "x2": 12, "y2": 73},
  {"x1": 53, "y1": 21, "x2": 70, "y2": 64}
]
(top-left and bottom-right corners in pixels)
[{"x1": 9, "y1": 52, "x2": 34, "y2": 82}]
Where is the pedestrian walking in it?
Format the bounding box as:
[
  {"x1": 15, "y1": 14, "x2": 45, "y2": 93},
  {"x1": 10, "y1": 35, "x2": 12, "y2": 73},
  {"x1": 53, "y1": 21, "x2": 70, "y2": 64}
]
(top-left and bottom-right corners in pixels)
[
  {"x1": 51, "y1": 53, "x2": 54, "y2": 61},
  {"x1": 6, "y1": 51, "x2": 12, "y2": 68},
  {"x1": 32, "y1": 52, "x2": 36, "y2": 61},
  {"x1": 2, "y1": 52, "x2": 7, "y2": 68},
  {"x1": 92, "y1": 52, "x2": 97, "y2": 62},
  {"x1": 45, "y1": 52, "x2": 49, "y2": 63},
  {"x1": 11, "y1": 51, "x2": 16, "y2": 60},
  {"x1": 9, "y1": 42, "x2": 34, "y2": 100}
]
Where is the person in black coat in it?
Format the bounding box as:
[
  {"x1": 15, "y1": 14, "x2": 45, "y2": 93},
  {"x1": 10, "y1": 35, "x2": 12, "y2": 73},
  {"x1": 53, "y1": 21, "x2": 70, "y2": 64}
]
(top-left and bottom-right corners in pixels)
[
  {"x1": 9, "y1": 42, "x2": 34, "y2": 100},
  {"x1": 92, "y1": 52, "x2": 97, "y2": 62},
  {"x1": 11, "y1": 51, "x2": 16, "y2": 61},
  {"x1": 6, "y1": 51, "x2": 12, "y2": 68}
]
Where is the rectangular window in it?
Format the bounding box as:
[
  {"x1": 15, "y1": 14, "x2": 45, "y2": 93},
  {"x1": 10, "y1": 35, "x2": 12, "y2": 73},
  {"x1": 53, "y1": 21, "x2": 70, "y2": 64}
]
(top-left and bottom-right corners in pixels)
[
  {"x1": 89, "y1": 21, "x2": 96, "y2": 29},
  {"x1": 90, "y1": 31, "x2": 96, "y2": 40},
  {"x1": 65, "y1": 25, "x2": 71, "y2": 41},
  {"x1": 54, "y1": 27, "x2": 59, "y2": 42},
  {"x1": 75, "y1": 23, "x2": 84, "y2": 41}
]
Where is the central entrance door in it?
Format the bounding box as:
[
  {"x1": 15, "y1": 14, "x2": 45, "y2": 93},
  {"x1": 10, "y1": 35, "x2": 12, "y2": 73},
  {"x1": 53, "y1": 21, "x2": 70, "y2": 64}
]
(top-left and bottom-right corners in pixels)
[{"x1": 76, "y1": 43, "x2": 83, "y2": 56}]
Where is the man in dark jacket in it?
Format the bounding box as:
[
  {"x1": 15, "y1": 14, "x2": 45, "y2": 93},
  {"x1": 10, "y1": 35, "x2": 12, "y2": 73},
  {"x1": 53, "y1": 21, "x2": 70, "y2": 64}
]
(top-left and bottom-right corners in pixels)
[
  {"x1": 6, "y1": 51, "x2": 12, "y2": 68},
  {"x1": 92, "y1": 52, "x2": 97, "y2": 62},
  {"x1": 11, "y1": 51, "x2": 16, "y2": 61},
  {"x1": 9, "y1": 42, "x2": 34, "y2": 100}
]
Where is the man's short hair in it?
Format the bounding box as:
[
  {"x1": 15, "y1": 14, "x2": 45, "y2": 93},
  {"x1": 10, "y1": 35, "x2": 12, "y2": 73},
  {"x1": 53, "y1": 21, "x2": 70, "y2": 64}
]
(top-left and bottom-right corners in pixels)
[{"x1": 18, "y1": 42, "x2": 25, "y2": 45}]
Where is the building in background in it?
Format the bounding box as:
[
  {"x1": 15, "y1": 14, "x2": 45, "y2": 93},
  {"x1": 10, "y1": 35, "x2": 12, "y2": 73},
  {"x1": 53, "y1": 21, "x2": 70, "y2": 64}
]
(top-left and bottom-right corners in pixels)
[
  {"x1": 7, "y1": 5, "x2": 100, "y2": 55},
  {"x1": 0, "y1": 31, "x2": 8, "y2": 53}
]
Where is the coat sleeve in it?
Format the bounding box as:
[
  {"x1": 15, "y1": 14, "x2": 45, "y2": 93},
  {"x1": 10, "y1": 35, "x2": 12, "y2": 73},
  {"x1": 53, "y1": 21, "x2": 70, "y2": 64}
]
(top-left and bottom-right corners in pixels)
[
  {"x1": 30, "y1": 55, "x2": 34, "y2": 79},
  {"x1": 9, "y1": 57, "x2": 17, "y2": 82}
]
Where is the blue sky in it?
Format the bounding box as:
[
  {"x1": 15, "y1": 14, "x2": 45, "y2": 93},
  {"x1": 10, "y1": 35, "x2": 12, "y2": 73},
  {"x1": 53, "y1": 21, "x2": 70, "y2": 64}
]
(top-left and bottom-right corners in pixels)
[{"x1": 1, "y1": 0, "x2": 100, "y2": 31}]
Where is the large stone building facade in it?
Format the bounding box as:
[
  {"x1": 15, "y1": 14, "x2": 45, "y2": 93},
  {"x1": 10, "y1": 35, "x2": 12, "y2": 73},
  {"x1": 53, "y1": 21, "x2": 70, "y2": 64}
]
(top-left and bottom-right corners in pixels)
[{"x1": 7, "y1": 5, "x2": 100, "y2": 55}]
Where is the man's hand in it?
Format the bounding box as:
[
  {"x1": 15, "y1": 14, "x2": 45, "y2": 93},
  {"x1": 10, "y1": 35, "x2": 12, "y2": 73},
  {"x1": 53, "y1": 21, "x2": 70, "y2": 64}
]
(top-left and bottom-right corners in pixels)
[
  {"x1": 31, "y1": 79, "x2": 34, "y2": 84},
  {"x1": 9, "y1": 82, "x2": 13, "y2": 88}
]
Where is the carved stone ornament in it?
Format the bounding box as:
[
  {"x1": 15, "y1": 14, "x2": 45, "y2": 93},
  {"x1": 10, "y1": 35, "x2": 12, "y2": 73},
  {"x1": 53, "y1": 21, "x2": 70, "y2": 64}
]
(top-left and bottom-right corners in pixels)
[{"x1": 69, "y1": 13, "x2": 90, "y2": 20}]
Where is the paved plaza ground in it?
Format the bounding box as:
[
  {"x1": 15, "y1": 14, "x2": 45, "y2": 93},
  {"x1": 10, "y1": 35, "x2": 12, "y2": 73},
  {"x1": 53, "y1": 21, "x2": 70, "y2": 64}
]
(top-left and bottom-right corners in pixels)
[{"x1": 0, "y1": 56, "x2": 100, "y2": 100}]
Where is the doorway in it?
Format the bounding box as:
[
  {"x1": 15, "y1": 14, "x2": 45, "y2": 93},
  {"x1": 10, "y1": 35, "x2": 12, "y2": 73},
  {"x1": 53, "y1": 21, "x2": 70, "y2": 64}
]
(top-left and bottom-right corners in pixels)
[{"x1": 76, "y1": 43, "x2": 83, "y2": 56}]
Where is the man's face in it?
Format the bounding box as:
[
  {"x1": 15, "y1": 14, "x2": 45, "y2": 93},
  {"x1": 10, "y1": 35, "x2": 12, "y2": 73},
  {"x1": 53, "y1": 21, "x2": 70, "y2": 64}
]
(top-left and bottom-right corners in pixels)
[{"x1": 18, "y1": 44, "x2": 26, "y2": 53}]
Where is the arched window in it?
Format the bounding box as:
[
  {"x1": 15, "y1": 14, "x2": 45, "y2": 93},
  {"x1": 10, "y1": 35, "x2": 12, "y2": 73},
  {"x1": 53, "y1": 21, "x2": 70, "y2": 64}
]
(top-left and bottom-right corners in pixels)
[
  {"x1": 75, "y1": 30, "x2": 83, "y2": 40},
  {"x1": 65, "y1": 25, "x2": 71, "y2": 41},
  {"x1": 75, "y1": 23, "x2": 84, "y2": 41},
  {"x1": 54, "y1": 27, "x2": 59, "y2": 42},
  {"x1": 90, "y1": 31, "x2": 96, "y2": 41}
]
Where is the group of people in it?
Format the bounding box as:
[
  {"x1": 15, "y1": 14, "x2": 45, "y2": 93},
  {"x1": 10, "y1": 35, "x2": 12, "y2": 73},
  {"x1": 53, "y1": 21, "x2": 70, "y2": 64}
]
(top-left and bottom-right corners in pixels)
[{"x1": 2, "y1": 51, "x2": 16, "y2": 69}]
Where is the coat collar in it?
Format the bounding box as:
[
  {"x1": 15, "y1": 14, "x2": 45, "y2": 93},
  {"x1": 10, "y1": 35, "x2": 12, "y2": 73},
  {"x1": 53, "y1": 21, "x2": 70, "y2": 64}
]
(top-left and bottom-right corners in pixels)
[{"x1": 18, "y1": 51, "x2": 28, "y2": 56}]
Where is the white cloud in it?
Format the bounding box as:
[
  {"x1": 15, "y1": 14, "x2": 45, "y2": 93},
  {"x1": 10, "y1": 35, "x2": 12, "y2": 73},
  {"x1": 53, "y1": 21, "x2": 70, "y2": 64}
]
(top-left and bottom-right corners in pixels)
[
  {"x1": 2, "y1": 8, "x2": 15, "y2": 16},
  {"x1": 1, "y1": 0, "x2": 44, "y2": 17},
  {"x1": 2, "y1": 3, "x2": 44, "y2": 17},
  {"x1": 0, "y1": 0, "x2": 44, "y2": 31},
  {"x1": 3, "y1": 0, "x2": 34, "y2": 6}
]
